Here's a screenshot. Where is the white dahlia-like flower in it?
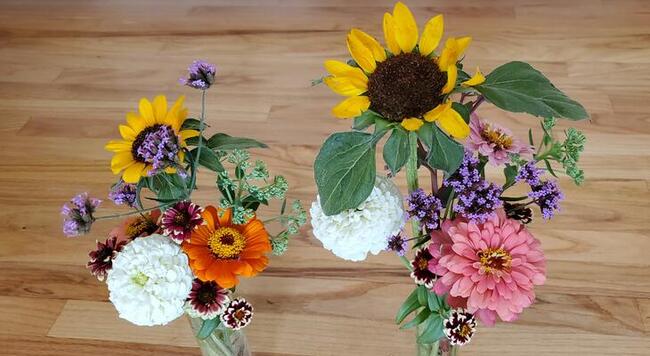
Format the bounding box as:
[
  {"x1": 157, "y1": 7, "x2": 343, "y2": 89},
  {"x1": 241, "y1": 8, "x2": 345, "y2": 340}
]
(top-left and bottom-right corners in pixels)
[
  {"x1": 310, "y1": 176, "x2": 405, "y2": 261},
  {"x1": 106, "y1": 234, "x2": 193, "y2": 326}
]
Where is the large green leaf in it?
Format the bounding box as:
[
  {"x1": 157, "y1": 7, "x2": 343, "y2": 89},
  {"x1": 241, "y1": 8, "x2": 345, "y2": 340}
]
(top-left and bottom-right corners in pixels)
[
  {"x1": 190, "y1": 146, "x2": 225, "y2": 172},
  {"x1": 416, "y1": 313, "x2": 445, "y2": 344},
  {"x1": 419, "y1": 123, "x2": 464, "y2": 175},
  {"x1": 476, "y1": 61, "x2": 588, "y2": 120},
  {"x1": 401, "y1": 308, "x2": 431, "y2": 330},
  {"x1": 207, "y1": 133, "x2": 268, "y2": 150},
  {"x1": 383, "y1": 128, "x2": 410, "y2": 175},
  {"x1": 196, "y1": 318, "x2": 220, "y2": 340},
  {"x1": 353, "y1": 110, "x2": 382, "y2": 131},
  {"x1": 396, "y1": 287, "x2": 421, "y2": 324},
  {"x1": 314, "y1": 131, "x2": 377, "y2": 215}
]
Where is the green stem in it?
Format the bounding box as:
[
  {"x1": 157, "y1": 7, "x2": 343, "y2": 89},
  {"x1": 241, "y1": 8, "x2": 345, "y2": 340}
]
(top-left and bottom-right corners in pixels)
[
  {"x1": 94, "y1": 203, "x2": 172, "y2": 221},
  {"x1": 450, "y1": 345, "x2": 459, "y2": 356},
  {"x1": 400, "y1": 255, "x2": 413, "y2": 271},
  {"x1": 406, "y1": 131, "x2": 421, "y2": 237},
  {"x1": 189, "y1": 89, "x2": 207, "y2": 194}
]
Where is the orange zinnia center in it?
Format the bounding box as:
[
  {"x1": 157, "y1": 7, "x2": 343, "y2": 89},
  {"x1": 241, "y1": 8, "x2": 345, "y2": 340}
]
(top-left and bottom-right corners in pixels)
[
  {"x1": 478, "y1": 247, "x2": 512, "y2": 274},
  {"x1": 208, "y1": 227, "x2": 246, "y2": 259}
]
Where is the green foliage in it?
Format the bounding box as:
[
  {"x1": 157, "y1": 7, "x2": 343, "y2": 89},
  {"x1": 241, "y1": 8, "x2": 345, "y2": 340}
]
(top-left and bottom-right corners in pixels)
[
  {"x1": 181, "y1": 118, "x2": 208, "y2": 131},
  {"x1": 145, "y1": 173, "x2": 188, "y2": 203},
  {"x1": 314, "y1": 131, "x2": 378, "y2": 215},
  {"x1": 353, "y1": 110, "x2": 382, "y2": 131},
  {"x1": 383, "y1": 128, "x2": 410, "y2": 175},
  {"x1": 190, "y1": 145, "x2": 225, "y2": 173},
  {"x1": 396, "y1": 286, "x2": 450, "y2": 344},
  {"x1": 477, "y1": 61, "x2": 588, "y2": 121},
  {"x1": 196, "y1": 318, "x2": 220, "y2": 340},
  {"x1": 207, "y1": 133, "x2": 268, "y2": 150},
  {"x1": 417, "y1": 122, "x2": 464, "y2": 175},
  {"x1": 451, "y1": 102, "x2": 471, "y2": 123}
]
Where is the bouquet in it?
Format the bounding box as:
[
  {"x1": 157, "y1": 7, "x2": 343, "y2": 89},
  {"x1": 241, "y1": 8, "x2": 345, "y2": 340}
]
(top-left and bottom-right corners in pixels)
[
  {"x1": 311, "y1": 2, "x2": 588, "y2": 355},
  {"x1": 61, "y1": 60, "x2": 306, "y2": 356}
]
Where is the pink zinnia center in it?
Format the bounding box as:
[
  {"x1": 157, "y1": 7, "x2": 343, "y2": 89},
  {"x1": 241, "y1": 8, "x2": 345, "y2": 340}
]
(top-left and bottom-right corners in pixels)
[
  {"x1": 478, "y1": 247, "x2": 512, "y2": 274},
  {"x1": 481, "y1": 126, "x2": 513, "y2": 150}
]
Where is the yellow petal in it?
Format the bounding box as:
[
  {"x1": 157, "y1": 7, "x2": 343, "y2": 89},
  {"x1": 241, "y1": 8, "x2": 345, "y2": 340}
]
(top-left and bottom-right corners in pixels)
[
  {"x1": 437, "y1": 107, "x2": 470, "y2": 138},
  {"x1": 438, "y1": 37, "x2": 472, "y2": 70},
  {"x1": 423, "y1": 102, "x2": 451, "y2": 122},
  {"x1": 111, "y1": 151, "x2": 134, "y2": 174},
  {"x1": 180, "y1": 129, "x2": 200, "y2": 141},
  {"x1": 323, "y1": 76, "x2": 367, "y2": 97},
  {"x1": 401, "y1": 118, "x2": 424, "y2": 131},
  {"x1": 324, "y1": 60, "x2": 356, "y2": 76},
  {"x1": 392, "y1": 2, "x2": 418, "y2": 53},
  {"x1": 331, "y1": 96, "x2": 370, "y2": 118},
  {"x1": 346, "y1": 32, "x2": 376, "y2": 73},
  {"x1": 442, "y1": 63, "x2": 457, "y2": 94},
  {"x1": 383, "y1": 13, "x2": 401, "y2": 55},
  {"x1": 105, "y1": 140, "x2": 132, "y2": 152},
  {"x1": 462, "y1": 67, "x2": 485, "y2": 86},
  {"x1": 126, "y1": 112, "x2": 146, "y2": 132},
  {"x1": 122, "y1": 162, "x2": 146, "y2": 184},
  {"x1": 138, "y1": 98, "x2": 155, "y2": 126},
  {"x1": 456, "y1": 36, "x2": 472, "y2": 56},
  {"x1": 118, "y1": 124, "x2": 136, "y2": 141},
  {"x1": 152, "y1": 95, "x2": 168, "y2": 123},
  {"x1": 419, "y1": 14, "x2": 444, "y2": 56},
  {"x1": 350, "y1": 28, "x2": 386, "y2": 62},
  {"x1": 165, "y1": 95, "x2": 186, "y2": 124}
]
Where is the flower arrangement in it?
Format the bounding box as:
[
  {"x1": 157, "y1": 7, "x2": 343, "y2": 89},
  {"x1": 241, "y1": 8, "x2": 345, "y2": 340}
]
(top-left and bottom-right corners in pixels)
[
  {"x1": 61, "y1": 60, "x2": 306, "y2": 355},
  {"x1": 311, "y1": 2, "x2": 587, "y2": 354}
]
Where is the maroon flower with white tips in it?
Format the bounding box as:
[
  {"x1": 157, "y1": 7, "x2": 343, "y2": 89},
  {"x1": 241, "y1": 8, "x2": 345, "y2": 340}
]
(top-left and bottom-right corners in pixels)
[
  {"x1": 220, "y1": 298, "x2": 253, "y2": 330},
  {"x1": 161, "y1": 201, "x2": 204, "y2": 243},
  {"x1": 186, "y1": 279, "x2": 230, "y2": 320},
  {"x1": 87, "y1": 236, "x2": 127, "y2": 281},
  {"x1": 443, "y1": 309, "x2": 477, "y2": 346}
]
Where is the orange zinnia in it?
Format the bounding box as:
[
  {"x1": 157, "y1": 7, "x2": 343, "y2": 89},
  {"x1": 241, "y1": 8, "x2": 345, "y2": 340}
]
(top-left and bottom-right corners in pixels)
[{"x1": 182, "y1": 206, "x2": 271, "y2": 288}]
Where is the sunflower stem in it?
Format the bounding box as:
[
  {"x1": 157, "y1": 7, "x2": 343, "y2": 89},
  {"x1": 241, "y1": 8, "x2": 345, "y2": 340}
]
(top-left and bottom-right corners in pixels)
[
  {"x1": 469, "y1": 95, "x2": 485, "y2": 114},
  {"x1": 406, "y1": 131, "x2": 421, "y2": 238},
  {"x1": 189, "y1": 89, "x2": 207, "y2": 195}
]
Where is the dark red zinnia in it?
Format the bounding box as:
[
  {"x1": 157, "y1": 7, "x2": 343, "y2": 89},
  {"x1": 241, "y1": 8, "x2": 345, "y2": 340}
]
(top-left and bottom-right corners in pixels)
[
  {"x1": 161, "y1": 201, "x2": 204, "y2": 243},
  {"x1": 220, "y1": 298, "x2": 253, "y2": 330},
  {"x1": 410, "y1": 246, "x2": 437, "y2": 288},
  {"x1": 87, "y1": 236, "x2": 127, "y2": 281},
  {"x1": 187, "y1": 279, "x2": 230, "y2": 319}
]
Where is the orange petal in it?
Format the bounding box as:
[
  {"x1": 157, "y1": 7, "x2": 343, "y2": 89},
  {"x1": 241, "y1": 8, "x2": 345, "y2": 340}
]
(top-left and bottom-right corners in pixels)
[{"x1": 202, "y1": 206, "x2": 219, "y2": 229}]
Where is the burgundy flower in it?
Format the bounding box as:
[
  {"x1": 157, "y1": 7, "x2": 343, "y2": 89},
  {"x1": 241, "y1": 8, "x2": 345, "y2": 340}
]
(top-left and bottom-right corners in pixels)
[
  {"x1": 161, "y1": 201, "x2": 204, "y2": 243},
  {"x1": 444, "y1": 309, "x2": 477, "y2": 346},
  {"x1": 87, "y1": 236, "x2": 127, "y2": 281},
  {"x1": 186, "y1": 279, "x2": 230, "y2": 320},
  {"x1": 410, "y1": 246, "x2": 437, "y2": 288},
  {"x1": 220, "y1": 298, "x2": 254, "y2": 330}
]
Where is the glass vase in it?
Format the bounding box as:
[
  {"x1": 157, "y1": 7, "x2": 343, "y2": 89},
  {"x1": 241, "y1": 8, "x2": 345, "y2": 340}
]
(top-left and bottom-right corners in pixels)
[
  {"x1": 188, "y1": 316, "x2": 251, "y2": 356},
  {"x1": 416, "y1": 324, "x2": 459, "y2": 356}
]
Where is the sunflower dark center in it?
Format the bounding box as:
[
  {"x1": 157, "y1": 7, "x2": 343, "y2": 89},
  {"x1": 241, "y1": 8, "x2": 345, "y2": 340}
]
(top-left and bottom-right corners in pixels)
[
  {"x1": 131, "y1": 124, "x2": 163, "y2": 162},
  {"x1": 367, "y1": 53, "x2": 447, "y2": 121}
]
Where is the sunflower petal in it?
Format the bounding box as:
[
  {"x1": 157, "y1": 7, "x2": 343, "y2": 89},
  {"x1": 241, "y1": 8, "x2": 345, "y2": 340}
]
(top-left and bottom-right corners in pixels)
[
  {"x1": 122, "y1": 162, "x2": 146, "y2": 183},
  {"x1": 323, "y1": 76, "x2": 367, "y2": 97},
  {"x1": 456, "y1": 36, "x2": 472, "y2": 56},
  {"x1": 346, "y1": 31, "x2": 377, "y2": 73},
  {"x1": 350, "y1": 28, "x2": 386, "y2": 62},
  {"x1": 442, "y1": 63, "x2": 458, "y2": 94},
  {"x1": 437, "y1": 107, "x2": 470, "y2": 139},
  {"x1": 423, "y1": 102, "x2": 451, "y2": 122},
  {"x1": 110, "y1": 151, "x2": 134, "y2": 174},
  {"x1": 138, "y1": 98, "x2": 155, "y2": 126},
  {"x1": 324, "y1": 60, "x2": 355, "y2": 76},
  {"x1": 419, "y1": 14, "x2": 444, "y2": 56},
  {"x1": 332, "y1": 96, "x2": 370, "y2": 118},
  {"x1": 118, "y1": 124, "x2": 136, "y2": 141},
  {"x1": 165, "y1": 95, "x2": 186, "y2": 124},
  {"x1": 180, "y1": 129, "x2": 200, "y2": 141},
  {"x1": 401, "y1": 117, "x2": 424, "y2": 131},
  {"x1": 462, "y1": 67, "x2": 485, "y2": 86},
  {"x1": 152, "y1": 95, "x2": 168, "y2": 123},
  {"x1": 438, "y1": 37, "x2": 472, "y2": 71},
  {"x1": 383, "y1": 13, "x2": 401, "y2": 55},
  {"x1": 393, "y1": 1, "x2": 418, "y2": 53},
  {"x1": 126, "y1": 112, "x2": 146, "y2": 132},
  {"x1": 105, "y1": 140, "x2": 132, "y2": 152}
]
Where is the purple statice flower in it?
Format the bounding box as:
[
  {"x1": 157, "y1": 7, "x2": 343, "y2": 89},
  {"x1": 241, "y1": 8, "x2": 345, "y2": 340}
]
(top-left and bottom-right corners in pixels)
[
  {"x1": 406, "y1": 188, "x2": 442, "y2": 231},
  {"x1": 454, "y1": 181, "x2": 503, "y2": 224},
  {"x1": 528, "y1": 180, "x2": 564, "y2": 219},
  {"x1": 135, "y1": 124, "x2": 186, "y2": 177},
  {"x1": 516, "y1": 161, "x2": 543, "y2": 186},
  {"x1": 108, "y1": 180, "x2": 137, "y2": 207},
  {"x1": 443, "y1": 152, "x2": 481, "y2": 193},
  {"x1": 61, "y1": 193, "x2": 101, "y2": 237},
  {"x1": 386, "y1": 233, "x2": 408, "y2": 256},
  {"x1": 179, "y1": 60, "x2": 216, "y2": 90}
]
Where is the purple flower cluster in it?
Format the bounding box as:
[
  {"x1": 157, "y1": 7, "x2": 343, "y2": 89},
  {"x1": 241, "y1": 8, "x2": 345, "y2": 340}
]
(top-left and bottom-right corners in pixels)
[
  {"x1": 61, "y1": 193, "x2": 101, "y2": 237},
  {"x1": 136, "y1": 124, "x2": 186, "y2": 177},
  {"x1": 180, "y1": 60, "x2": 216, "y2": 90},
  {"x1": 108, "y1": 180, "x2": 137, "y2": 207},
  {"x1": 516, "y1": 162, "x2": 542, "y2": 186},
  {"x1": 386, "y1": 233, "x2": 408, "y2": 256},
  {"x1": 528, "y1": 180, "x2": 564, "y2": 219},
  {"x1": 444, "y1": 153, "x2": 502, "y2": 223},
  {"x1": 406, "y1": 188, "x2": 442, "y2": 231}
]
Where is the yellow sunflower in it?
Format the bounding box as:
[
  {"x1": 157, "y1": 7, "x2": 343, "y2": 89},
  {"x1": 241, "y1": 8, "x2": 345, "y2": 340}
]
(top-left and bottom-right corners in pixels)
[
  {"x1": 323, "y1": 1, "x2": 485, "y2": 138},
  {"x1": 105, "y1": 95, "x2": 199, "y2": 183}
]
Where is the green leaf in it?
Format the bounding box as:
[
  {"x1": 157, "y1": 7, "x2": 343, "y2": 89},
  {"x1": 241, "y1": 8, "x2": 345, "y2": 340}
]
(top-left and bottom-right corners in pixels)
[
  {"x1": 451, "y1": 102, "x2": 471, "y2": 124},
  {"x1": 147, "y1": 173, "x2": 187, "y2": 202},
  {"x1": 314, "y1": 131, "x2": 377, "y2": 216},
  {"x1": 185, "y1": 135, "x2": 207, "y2": 147},
  {"x1": 383, "y1": 128, "x2": 410, "y2": 175},
  {"x1": 396, "y1": 288, "x2": 421, "y2": 324},
  {"x1": 477, "y1": 61, "x2": 588, "y2": 120},
  {"x1": 401, "y1": 308, "x2": 431, "y2": 330},
  {"x1": 528, "y1": 128, "x2": 535, "y2": 146},
  {"x1": 181, "y1": 118, "x2": 208, "y2": 131},
  {"x1": 544, "y1": 159, "x2": 558, "y2": 177},
  {"x1": 353, "y1": 110, "x2": 382, "y2": 131},
  {"x1": 423, "y1": 123, "x2": 464, "y2": 175},
  {"x1": 416, "y1": 314, "x2": 445, "y2": 344},
  {"x1": 417, "y1": 286, "x2": 428, "y2": 307},
  {"x1": 196, "y1": 318, "x2": 220, "y2": 340},
  {"x1": 190, "y1": 147, "x2": 225, "y2": 172},
  {"x1": 427, "y1": 291, "x2": 446, "y2": 312},
  {"x1": 503, "y1": 164, "x2": 518, "y2": 188},
  {"x1": 207, "y1": 133, "x2": 268, "y2": 150},
  {"x1": 374, "y1": 117, "x2": 393, "y2": 137}
]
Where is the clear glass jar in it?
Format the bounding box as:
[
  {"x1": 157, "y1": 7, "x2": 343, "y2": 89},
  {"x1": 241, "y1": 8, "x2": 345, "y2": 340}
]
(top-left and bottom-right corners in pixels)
[{"x1": 188, "y1": 316, "x2": 251, "y2": 356}]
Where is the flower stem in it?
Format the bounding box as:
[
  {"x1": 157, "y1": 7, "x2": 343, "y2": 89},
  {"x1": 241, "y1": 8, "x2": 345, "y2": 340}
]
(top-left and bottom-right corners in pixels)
[
  {"x1": 94, "y1": 203, "x2": 172, "y2": 221},
  {"x1": 469, "y1": 95, "x2": 485, "y2": 114},
  {"x1": 406, "y1": 132, "x2": 421, "y2": 237},
  {"x1": 189, "y1": 89, "x2": 207, "y2": 195},
  {"x1": 400, "y1": 255, "x2": 413, "y2": 271}
]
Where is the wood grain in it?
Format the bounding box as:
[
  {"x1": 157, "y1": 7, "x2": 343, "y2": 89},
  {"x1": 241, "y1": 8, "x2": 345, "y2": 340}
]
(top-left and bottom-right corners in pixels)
[{"x1": 0, "y1": 0, "x2": 649, "y2": 355}]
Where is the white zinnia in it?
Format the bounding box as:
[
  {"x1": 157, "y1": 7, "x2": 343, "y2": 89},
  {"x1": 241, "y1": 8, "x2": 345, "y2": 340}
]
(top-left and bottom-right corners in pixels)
[
  {"x1": 310, "y1": 176, "x2": 405, "y2": 261},
  {"x1": 106, "y1": 234, "x2": 193, "y2": 326}
]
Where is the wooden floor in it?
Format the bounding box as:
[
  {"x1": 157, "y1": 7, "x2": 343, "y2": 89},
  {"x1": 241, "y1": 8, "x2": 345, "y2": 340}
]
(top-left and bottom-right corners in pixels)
[{"x1": 1, "y1": 0, "x2": 649, "y2": 355}]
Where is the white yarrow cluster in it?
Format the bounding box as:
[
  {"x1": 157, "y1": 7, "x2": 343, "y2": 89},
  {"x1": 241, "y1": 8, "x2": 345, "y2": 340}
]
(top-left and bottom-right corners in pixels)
[
  {"x1": 106, "y1": 234, "x2": 193, "y2": 326},
  {"x1": 310, "y1": 176, "x2": 404, "y2": 261}
]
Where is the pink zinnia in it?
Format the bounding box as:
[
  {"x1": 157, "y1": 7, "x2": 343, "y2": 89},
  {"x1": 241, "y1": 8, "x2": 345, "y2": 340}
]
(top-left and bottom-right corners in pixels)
[
  {"x1": 428, "y1": 209, "x2": 546, "y2": 326},
  {"x1": 465, "y1": 114, "x2": 533, "y2": 166}
]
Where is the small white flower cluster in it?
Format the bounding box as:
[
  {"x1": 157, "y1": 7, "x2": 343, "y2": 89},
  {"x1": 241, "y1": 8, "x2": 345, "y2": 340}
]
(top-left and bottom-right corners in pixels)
[
  {"x1": 310, "y1": 176, "x2": 405, "y2": 261},
  {"x1": 106, "y1": 234, "x2": 194, "y2": 326}
]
